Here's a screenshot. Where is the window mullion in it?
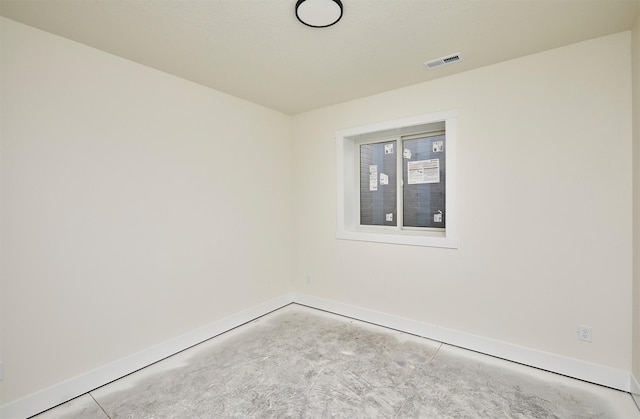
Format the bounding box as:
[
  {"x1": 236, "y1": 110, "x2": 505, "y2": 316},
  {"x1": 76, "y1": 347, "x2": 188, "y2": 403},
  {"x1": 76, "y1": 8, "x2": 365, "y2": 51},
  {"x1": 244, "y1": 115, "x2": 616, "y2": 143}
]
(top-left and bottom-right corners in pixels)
[
  {"x1": 396, "y1": 137, "x2": 403, "y2": 231},
  {"x1": 355, "y1": 142, "x2": 362, "y2": 228}
]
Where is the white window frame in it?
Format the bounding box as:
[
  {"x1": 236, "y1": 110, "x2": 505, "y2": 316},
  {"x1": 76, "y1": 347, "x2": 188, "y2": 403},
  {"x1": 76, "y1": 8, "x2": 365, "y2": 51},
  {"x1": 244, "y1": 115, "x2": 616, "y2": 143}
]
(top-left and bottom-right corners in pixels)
[{"x1": 336, "y1": 110, "x2": 458, "y2": 248}]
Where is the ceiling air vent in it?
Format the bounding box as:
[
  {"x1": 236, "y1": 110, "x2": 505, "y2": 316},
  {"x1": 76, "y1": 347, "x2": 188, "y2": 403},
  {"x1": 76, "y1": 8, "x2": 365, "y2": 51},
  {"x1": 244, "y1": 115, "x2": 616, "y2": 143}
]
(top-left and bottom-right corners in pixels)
[{"x1": 424, "y1": 53, "x2": 463, "y2": 69}]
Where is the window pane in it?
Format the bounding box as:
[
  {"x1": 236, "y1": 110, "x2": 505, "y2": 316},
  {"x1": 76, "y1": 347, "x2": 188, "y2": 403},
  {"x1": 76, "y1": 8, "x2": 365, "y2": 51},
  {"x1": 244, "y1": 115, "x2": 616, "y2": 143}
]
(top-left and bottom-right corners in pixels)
[
  {"x1": 360, "y1": 141, "x2": 397, "y2": 226},
  {"x1": 402, "y1": 134, "x2": 446, "y2": 228}
]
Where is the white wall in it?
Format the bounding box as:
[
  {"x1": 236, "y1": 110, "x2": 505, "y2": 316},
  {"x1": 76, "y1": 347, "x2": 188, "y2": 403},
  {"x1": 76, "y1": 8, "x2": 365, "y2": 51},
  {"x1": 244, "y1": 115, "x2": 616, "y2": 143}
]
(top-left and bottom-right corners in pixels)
[
  {"x1": 632, "y1": 12, "x2": 640, "y2": 384},
  {"x1": 292, "y1": 32, "x2": 633, "y2": 371},
  {"x1": 0, "y1": 18, "x2": 293, "y2": 405}
]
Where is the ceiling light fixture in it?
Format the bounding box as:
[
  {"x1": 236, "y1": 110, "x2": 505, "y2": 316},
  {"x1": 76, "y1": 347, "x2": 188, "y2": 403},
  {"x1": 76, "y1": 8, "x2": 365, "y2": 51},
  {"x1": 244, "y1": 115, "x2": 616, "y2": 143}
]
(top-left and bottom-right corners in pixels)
[{"x1": 295, "y1": 0, "x2": 343, "y2": 28}]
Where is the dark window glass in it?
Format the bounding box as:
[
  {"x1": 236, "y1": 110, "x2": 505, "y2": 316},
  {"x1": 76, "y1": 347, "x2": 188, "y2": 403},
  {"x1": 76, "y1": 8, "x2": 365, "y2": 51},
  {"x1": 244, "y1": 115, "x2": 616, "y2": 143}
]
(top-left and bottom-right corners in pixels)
[
  {"x1": 359, "y1": 141, "x2": 397, "y2": 226},
  {"x1": 402, "y1": 134, "x2": 446, "y2": 228}
]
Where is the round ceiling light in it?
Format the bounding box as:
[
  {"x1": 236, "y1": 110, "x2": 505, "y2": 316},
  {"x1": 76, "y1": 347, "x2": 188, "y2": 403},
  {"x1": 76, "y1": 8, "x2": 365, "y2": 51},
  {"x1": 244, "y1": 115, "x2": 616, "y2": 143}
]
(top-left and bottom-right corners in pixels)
[{"x1": 295, "y1": 0, "x2": 343, "y2": 28}]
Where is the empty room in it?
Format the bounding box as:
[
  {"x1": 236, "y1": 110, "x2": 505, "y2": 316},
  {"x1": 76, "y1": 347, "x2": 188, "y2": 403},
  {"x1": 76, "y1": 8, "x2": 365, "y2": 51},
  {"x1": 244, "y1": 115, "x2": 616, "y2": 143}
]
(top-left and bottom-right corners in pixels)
[{"x1": 2, "y1": 0, "x2": 640, "y2": 417}]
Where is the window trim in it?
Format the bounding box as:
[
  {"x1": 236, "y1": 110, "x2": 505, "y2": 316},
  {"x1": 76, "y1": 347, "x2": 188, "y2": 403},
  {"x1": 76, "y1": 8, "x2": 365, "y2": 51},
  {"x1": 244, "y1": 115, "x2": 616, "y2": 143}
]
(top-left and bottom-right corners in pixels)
[{"x1": 336, "y1": 110, "x2": 458, "y2": 248}]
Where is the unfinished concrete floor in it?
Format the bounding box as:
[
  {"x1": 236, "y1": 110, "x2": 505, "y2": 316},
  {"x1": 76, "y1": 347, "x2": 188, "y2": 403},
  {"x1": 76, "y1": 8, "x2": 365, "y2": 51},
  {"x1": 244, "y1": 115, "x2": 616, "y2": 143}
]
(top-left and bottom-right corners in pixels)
[{"x1": 34, "y1": 304, "x2": 639, "y2": 418}]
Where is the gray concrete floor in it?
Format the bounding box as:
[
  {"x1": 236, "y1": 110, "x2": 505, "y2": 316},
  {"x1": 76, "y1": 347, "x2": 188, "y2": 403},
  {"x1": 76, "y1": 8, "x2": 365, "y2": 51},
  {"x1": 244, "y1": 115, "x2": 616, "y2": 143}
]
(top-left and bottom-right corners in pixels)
[{"x1": 34, "y1": 304, "x2": 639, "y2": 418}]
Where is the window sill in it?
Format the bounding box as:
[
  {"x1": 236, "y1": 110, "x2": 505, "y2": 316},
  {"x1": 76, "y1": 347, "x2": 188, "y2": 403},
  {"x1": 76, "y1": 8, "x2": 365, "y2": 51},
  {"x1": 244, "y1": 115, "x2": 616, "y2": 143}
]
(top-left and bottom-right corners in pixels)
[{"x1": 336, "y1": 229, "x2": 458, "y2": 248}]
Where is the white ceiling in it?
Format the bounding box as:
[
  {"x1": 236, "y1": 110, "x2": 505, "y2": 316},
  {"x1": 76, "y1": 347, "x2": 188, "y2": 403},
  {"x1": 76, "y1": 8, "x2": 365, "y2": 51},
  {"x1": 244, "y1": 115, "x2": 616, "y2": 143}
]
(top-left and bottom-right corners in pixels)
[{"x1": 1, "y1": 0, "x2": 639, "y2": 115}]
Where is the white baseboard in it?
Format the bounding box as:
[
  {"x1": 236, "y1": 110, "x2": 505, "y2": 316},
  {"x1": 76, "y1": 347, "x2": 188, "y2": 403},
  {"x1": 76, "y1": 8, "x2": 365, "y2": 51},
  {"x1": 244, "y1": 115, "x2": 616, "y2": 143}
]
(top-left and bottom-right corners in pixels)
[
  {"x1": 292, "y1": 293, "x2": 633, "y2": 392},
  {"x1": 1, "y1": 294, "x2": 295, "y2": 419},
  {"x1": 2, "y1": 292, "x2": 635, "y2": 418}
]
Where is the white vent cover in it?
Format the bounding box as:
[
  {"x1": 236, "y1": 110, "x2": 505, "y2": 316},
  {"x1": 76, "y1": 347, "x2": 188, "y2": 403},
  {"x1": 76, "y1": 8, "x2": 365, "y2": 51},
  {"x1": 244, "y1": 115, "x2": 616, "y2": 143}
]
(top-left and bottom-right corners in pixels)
[{"x1": 424, "y1": 53, "x2": 463, "y2": 69}]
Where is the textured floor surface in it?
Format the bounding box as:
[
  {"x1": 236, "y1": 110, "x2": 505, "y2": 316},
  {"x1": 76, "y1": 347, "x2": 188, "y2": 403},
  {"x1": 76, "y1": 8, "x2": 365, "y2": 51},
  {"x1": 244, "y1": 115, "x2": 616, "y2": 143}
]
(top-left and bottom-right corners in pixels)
[{"x1": 34, "y1": 304, "x2": 639, "y2": 418}]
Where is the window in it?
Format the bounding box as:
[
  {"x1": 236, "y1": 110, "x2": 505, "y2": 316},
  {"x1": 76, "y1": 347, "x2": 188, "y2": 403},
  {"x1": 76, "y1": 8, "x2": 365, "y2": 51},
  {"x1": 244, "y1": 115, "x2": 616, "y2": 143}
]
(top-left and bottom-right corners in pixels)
[
  {"x1": 336, "y1": 110, "x2": 458, "y2": 248},
  {"x1": 358, "y1": 131, "x2": 446, "y2": 229}
]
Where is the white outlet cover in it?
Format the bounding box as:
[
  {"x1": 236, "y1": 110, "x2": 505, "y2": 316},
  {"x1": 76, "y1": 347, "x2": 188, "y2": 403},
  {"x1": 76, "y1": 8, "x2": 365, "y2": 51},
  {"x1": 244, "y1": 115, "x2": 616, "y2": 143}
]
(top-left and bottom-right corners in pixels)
[{"x1": 578, "y1": 325, "x2": 592, "y2": 342}]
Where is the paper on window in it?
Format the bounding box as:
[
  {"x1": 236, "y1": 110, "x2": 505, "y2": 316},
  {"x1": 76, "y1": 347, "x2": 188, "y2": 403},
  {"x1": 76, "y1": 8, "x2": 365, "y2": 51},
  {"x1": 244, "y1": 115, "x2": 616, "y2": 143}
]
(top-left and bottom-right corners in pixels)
[
  {"x1": 379, "y1": 173, "x2": 389, "y2": 185},
  {"x1": 432, "y1": 140, "x2": 444, "y2": 153},
  {"x1": 386, "y1": 213, "x2": 393, "y2": 222},
  {"x1": 384, "y1": 144, "x2": 394, "y2": 154},
  {"x1": 369, "y1": 165, "x2": 378, "y2": 191},
  {"x1": 407, "y1": 159, "x2": 440, "y2": 184},
  {"x1": 403, "y1": 149, "x2": 412, "y2": 159}
]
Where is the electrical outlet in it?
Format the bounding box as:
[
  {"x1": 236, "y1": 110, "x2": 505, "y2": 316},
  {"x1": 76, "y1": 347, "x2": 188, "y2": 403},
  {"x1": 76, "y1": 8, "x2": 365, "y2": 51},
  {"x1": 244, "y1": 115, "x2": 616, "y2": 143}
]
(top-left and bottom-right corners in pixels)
[
  {"x1": 306, "y1": 275, "x2": 312, "y2": 285},
  {"x1": 577, "y1": 325, "x2": 592, "y2": 342},
  {"x1": 0, "y1": 361, "x2": 3, "y2": 381}
]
